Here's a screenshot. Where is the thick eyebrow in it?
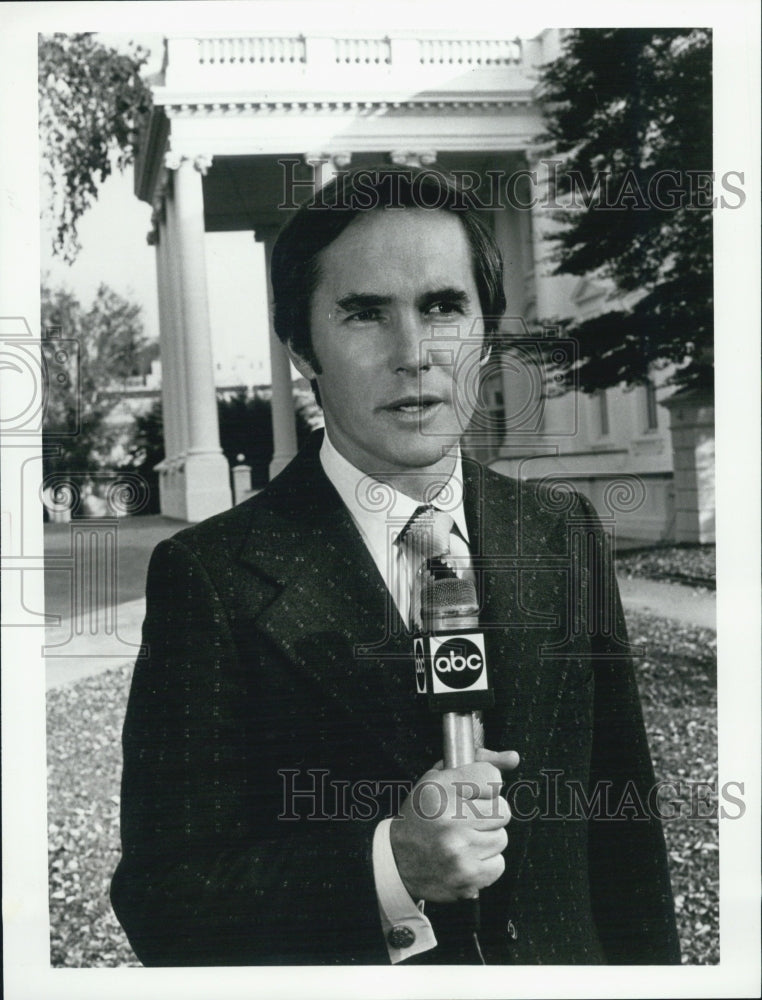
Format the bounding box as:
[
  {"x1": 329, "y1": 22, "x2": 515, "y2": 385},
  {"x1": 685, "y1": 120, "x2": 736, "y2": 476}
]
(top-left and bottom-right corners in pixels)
[
  {"x1": 335, "y1": 287, "x2": 472, "y2": 314},
  {"x1": 335, "y1": 293, "x2": 392, "y2": 313},
  {"x1": 417, "y1": 287, "x2": 471, "y2": 311}
]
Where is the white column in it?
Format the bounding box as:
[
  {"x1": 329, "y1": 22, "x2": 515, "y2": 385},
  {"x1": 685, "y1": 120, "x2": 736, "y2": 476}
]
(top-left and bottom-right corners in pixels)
[
  {"x1": 165, "y1": 153, "x2": 232, "y2": 521},
  {"x1": 497, "y1": 156, "x2": 548, "y2": 458},
  {"x1": 528, "y1": 154, "x2": 555, "y2": 322},
  {"x1": 256, "y1": 226, "x2": 298, "y2": 479},
  {"x1": 154, "y1": 217, "x2": 178, "y2": 459},
  {"x1": 152, "y1": 213, "x2": 179, "y2": 517},
  {"x1": 304, "y1": 151, "x2": 352, "y2": 191},
  {"x1": 164, "y1": 180, "x2": 190, "y2": 463}
]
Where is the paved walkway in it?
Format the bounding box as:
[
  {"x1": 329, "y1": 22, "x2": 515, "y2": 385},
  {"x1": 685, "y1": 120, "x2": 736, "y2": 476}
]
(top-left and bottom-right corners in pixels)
[
  {"x1": 45, "y1": 597, "x2": 146, "y2": 691},
  {"x1": 45, "y1": 576, "x2": 716, "y2": 691},
  {"x1": 616, "y1": 576, "x2": 716, "y2": 630}
]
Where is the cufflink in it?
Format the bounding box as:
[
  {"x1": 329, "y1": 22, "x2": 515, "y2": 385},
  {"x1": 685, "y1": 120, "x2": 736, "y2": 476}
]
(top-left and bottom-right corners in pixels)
[{"x1": 387, "y1": 925, "x2": 416, "y2": 949}]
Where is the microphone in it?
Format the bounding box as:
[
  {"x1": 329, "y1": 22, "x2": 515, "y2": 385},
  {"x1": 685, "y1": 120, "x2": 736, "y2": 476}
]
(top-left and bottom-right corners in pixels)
[
  {"x1": 420, "y1": 575, "x2": 490, "y2": 768},
  {"x1": 413, "y1": 572, "x2": 494, "y2": 940}
]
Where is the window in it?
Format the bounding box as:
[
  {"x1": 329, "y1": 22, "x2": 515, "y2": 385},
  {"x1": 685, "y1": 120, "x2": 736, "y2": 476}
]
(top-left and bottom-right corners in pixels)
[
  {"x1": 595, "y1": 388, "x2": 610, "y2": 437},
  {"x1": 644, "y1": 378, "x2": 658, "y2": 431}
]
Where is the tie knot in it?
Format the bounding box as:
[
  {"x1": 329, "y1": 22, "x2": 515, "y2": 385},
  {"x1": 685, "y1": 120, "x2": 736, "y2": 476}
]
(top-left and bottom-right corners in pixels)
[{"x1": 398, "y1": 505, "x2": 454, "y2": 559}]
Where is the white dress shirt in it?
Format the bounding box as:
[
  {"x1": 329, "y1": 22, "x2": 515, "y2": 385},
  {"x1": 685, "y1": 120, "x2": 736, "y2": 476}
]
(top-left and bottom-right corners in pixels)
[{"x1": 319, "y1": 430, "x2": 474, "y2": 963}]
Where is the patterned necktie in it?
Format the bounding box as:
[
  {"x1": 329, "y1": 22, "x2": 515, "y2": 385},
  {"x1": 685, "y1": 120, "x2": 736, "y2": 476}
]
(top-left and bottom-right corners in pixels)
[
  {"x1": 399, "y1": 504, "x2": 485, "y2": 751},
  {"x1": 398, "y1": 505, "x2": 456, "y2": 630}
]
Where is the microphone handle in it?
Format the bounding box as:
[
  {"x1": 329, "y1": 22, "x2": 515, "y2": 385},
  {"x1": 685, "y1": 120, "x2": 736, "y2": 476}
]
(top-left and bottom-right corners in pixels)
[
  {"x1": 442, "y1": 711, "x2": 476, "y2": 768},
  {"x1": 442, "y1": 711, "x2": 481, "y2": 935}
]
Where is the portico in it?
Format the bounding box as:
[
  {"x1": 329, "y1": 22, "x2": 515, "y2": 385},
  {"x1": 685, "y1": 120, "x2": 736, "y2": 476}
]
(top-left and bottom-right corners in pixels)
[
  {"x1": 134, "y1": 29, "x2": 549, "y2": 520},
  {"x1": 133, "y1": 28, "x2": 703, "y2": 545}
]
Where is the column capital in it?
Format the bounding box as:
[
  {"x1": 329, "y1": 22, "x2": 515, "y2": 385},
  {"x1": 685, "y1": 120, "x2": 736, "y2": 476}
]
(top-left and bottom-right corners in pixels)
[
  {"x1": 303, "y1": 151, "x2": 352, "y2": 170},
  {"x1": 163, "y1": 151, "x2": 214, "y2": 175},
  {"x1": 389, "y1": 150, "x2": 437, "y2": 168}
]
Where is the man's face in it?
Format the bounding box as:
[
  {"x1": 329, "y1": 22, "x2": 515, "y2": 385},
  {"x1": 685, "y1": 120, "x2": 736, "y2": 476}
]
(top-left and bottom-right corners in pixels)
[{"x1": 290, "y1": 208, "x2": 486, "y2": 486}]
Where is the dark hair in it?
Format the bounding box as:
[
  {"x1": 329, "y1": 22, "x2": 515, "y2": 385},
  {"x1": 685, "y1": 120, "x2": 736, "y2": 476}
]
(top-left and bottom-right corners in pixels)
[{"x1": 271, "y1": 165, "x2": 507, "y2": 375}]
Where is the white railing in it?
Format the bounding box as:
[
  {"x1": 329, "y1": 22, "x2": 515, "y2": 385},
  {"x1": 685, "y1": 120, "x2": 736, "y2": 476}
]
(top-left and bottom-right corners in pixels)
[
  {"x1": 418, "y1": 38, "x2": 521, "y2": 65},
  {"x1": 197, "y1": 35, "x2": 306, "y2": 65},
  {"x1": 163, "y1": 32, "x2": 536, "y2": 93},
  {"x1": 333, "y1": 37, "x2": 391, "y2": 65}
]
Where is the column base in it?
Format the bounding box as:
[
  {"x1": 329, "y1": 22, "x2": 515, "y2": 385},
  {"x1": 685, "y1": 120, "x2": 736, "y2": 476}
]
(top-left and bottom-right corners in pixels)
[
  {"x1": 159, "y1": 452, "x2": 232, "y2": 522},
  {"x1": 662, "y1": 388, "x2": 715, "y2": 545},
  {"x1": 157, "y1": 461, "x2": 189, "y2": 520}
]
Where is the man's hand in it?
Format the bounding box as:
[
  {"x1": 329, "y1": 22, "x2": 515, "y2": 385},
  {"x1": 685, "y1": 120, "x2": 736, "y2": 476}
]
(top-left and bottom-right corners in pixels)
[{"x1": 389, "y1": 749, "x2": 519, "y2": 903}]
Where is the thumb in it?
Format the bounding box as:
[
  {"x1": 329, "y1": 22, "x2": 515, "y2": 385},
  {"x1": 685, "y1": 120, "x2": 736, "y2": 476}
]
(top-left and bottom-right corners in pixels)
[{"x1": 476, "y1": 748, "x2": 520, "y2": 772}]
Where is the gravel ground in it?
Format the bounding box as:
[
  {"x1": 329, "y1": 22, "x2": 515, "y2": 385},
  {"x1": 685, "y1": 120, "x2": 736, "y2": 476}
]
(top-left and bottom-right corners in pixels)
[
  {"x1": 616, "y1": 544, "x2": 716, "y2": 590},
  {"x1": 47, "y1": 607, "x2": 719, "y2": 967}
]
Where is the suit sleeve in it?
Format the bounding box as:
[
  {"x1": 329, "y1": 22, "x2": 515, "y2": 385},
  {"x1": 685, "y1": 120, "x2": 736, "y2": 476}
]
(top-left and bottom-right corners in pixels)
[
  {"x1": 111, "y1": 537, "x2": 389, "y2": 966},
  {"x1": 581, "y1": 500, "x2": 681, "y2": 964}
]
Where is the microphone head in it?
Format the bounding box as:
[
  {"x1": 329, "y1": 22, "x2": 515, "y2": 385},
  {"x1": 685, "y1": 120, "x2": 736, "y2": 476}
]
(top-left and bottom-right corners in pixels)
[{"x1": 421, "y1": 576, "x2": 478, "y2": 620}]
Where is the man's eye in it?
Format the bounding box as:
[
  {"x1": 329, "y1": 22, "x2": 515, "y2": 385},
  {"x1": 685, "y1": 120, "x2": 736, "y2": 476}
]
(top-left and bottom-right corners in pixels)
[
  {"x1": 428, "y1": 301, "x2": 464, "y2": 318},
  {"x1": 348, "y1": 309, "x2": 382, "y2": 323}
]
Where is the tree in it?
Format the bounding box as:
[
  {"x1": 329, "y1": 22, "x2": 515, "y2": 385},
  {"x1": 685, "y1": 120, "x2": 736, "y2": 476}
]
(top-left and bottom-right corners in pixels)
[
  {"x1": 217, "y1": 387, "x2": 323, "y2": 488},
  {"x1": 39, "y1": 33, "x2": 152, "y2": 262},
  {"x1": 217, "y1": 390, "x2": 274, "y2": 487},
  {"x1": 118, "y1": 388, "x2": 323, "y2": 511},
  {"x1": 118, "y1": 400, "x2": 165, "y2": 514},
  {"x1": 41, "y1": 282, "x2": 152, "y2": 477},
  {"x1": 536, "y1": 28, "x2": 713, "y2": 393}
]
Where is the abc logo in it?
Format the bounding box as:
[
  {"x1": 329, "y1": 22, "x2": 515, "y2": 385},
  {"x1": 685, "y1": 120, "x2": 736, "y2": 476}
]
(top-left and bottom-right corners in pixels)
[{"x1": 433, "y1": 638, "x2": 484, "y2": 690}]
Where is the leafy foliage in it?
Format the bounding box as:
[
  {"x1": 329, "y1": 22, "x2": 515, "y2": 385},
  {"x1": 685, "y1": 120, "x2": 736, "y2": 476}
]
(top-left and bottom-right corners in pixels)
[
  {"x1": 42, "y1": 282, "x2": 153, "y2": 478},
  {"x1": 117, "y1": 401, "x2": 165, "y2": 515},
  {"x1": 626, "y1": 611, "x2": 718, "y2": 964},
  {"x1": 617, "y1": 544, "x2": 715, "y2": 589},
  {"x1": 116, "y1": 387, "x2": 324, "y2": 509},
  {"x1": 218, "y1": 386, "x2": 323, "y2": 487},
  {"x1": 39, "y1": 33, "x2": 152, "y2": 262},
  {"x1": 537, "y1": 29, "x2": 713, "y2": 392}
]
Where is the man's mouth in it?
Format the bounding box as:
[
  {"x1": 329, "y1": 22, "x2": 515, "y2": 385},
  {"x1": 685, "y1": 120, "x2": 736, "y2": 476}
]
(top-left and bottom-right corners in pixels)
[{"x1": 385, "y1": 395, "x2": 444, "y2": 413}]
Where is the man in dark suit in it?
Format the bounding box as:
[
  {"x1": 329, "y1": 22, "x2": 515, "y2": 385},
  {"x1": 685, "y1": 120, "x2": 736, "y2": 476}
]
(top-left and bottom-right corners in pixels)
[{"x1": 111, "y1": 166, "x2": 680, "y2": 966}]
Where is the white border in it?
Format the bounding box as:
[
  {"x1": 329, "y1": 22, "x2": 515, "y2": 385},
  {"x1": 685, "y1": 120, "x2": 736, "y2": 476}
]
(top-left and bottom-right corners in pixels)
[{"x1": 2, "y1": 2, "x2": 760, "y2": 998}]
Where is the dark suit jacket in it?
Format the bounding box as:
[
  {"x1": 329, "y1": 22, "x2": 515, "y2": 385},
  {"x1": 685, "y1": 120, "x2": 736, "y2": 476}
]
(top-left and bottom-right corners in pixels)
[{"x1": 111, "y1": 431, "x2": 680, "y2": 966}]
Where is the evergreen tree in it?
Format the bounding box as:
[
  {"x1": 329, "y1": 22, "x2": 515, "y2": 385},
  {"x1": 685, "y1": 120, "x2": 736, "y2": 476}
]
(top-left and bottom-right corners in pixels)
[{"x1": 537, "y1": 28, "x2": 713, "y2": 393}]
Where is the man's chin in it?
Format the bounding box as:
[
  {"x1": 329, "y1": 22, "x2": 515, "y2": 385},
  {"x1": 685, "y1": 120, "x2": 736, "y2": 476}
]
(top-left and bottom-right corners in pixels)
[{"x1": 382, "y1": 440, "x2": 460, "y2": 472}]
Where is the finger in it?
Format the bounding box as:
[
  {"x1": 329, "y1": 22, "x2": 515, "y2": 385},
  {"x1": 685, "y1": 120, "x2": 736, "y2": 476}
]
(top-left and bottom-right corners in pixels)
[
  {"x1": 467, "y1": 794, "x2": 511, "y2": 829},
  {"x1": 445, "y1": 761, "x2": 504, "y2": 795},
  {"x1": 473, "y1": 826, "x2": 509, "y2": 859},
  {"x1": 472, "y1": 852, "x2": 506, "y2": 891},
  {"x1": 475, "y1": 748, "x2": 520, "y2": 772},
  {"x1": 455, "y1": 790, "x2": 510, "y2": 829}
]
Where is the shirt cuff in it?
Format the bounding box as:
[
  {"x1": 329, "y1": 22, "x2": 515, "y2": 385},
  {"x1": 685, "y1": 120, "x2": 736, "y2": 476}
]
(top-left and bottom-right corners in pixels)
[{"x1": 372, "y1": 818, "x2": 438, "y2": 963}]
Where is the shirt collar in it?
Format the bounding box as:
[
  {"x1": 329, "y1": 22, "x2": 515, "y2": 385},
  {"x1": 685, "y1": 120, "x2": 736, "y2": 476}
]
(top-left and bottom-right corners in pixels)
[{"x1": 319, "y1": 430, "x2": 469, "y2": 549}]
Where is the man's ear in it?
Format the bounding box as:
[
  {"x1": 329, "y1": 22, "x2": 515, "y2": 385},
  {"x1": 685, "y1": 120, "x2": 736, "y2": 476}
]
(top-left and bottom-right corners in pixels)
[{"x1": 286, "y1": 342, "x2": 317, "y2": 381}]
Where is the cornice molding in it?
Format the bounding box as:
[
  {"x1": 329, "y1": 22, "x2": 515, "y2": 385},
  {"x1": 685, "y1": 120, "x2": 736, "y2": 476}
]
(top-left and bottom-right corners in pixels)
[{"x1": 159, "y1": 96, "x2": 532, "y2": 117}]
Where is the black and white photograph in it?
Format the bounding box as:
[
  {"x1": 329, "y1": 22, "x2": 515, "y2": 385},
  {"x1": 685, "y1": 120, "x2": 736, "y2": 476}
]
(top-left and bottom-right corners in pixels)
[{"x1": 1, "y1": 1, "x2": 759, "y2": 998}]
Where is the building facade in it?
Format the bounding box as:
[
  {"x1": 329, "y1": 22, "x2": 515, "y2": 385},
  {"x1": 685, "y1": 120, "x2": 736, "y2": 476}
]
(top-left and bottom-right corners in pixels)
[{"x1": 134, "y1": 27, "x2": 712, "y2": 542}]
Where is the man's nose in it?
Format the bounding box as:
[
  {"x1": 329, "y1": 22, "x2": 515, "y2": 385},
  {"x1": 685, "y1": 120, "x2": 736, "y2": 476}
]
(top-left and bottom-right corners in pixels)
[{"x1": 390, "y1": 310, "x2": 430, "y2": 374}]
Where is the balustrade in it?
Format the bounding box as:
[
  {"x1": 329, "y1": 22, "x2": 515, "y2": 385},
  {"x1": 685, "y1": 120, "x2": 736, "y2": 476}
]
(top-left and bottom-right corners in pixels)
[
  {"x1": 197, "y1": 35, "x2": 306, "y2": 65},
  {"x1": 170, "y1": 33, "x2": 527, "y2": 80}
]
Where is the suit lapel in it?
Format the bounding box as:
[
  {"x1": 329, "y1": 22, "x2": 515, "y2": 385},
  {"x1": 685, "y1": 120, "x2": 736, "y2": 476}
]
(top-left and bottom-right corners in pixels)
[
  {"x1": 237, "y1": 438, "x2": 441, "y2": 781},
  {"x1": 234, "y1": 441, "x2": 574, "y2": 801}
]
